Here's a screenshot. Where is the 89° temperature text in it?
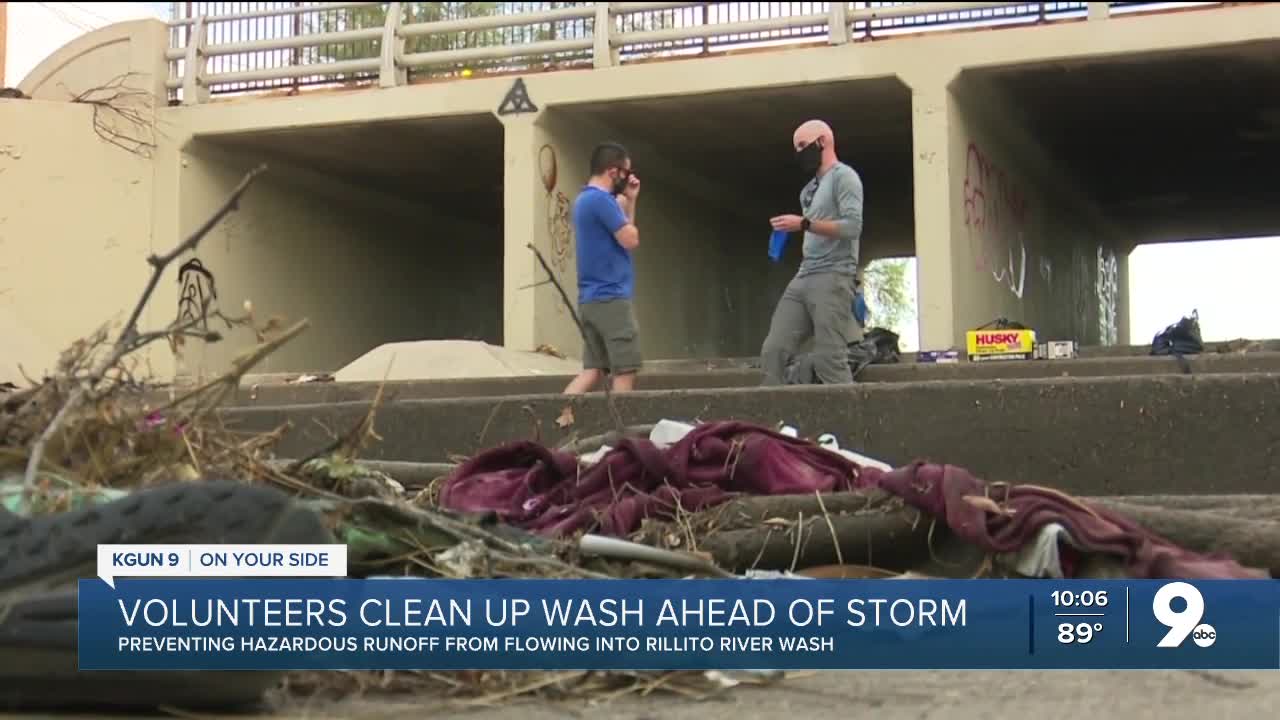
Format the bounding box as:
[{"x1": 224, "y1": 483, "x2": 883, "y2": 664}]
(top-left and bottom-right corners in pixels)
[
  {"x1": 1051, "y1": 589, "x2": 1109, "y2": 646},
  {"x1": 1058, "y1": 621, "x2": 1104, "y2": 644}
]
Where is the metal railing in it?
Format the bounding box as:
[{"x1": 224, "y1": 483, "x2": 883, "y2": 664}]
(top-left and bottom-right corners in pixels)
[{"x1": 164, "y1": 1, "x2": 1230, "y2": 104}]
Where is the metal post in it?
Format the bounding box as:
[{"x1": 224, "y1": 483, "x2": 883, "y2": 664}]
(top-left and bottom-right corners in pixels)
[
  {"x1": 182, "y1": 15, "x2": 209, "y2": 105},
  {"x1": 593, "y1": 2, "x2": 614, "y2": 69},
  {"x1": 1087, "y1": 2, "x2": 1111, "y2": 21},
  {"x1": 380, "y1": 1, "x2": 405, "y2": 88},
  {"x1": 829, "y1": 1, "x2": 850, "y2": 45},
  {"x1": 291, "y1": 1, "x2": 302, "y2": 94}
]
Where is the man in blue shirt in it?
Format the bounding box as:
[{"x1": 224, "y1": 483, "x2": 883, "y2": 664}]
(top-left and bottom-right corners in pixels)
[{"x1": 563, "y1": 142, "x2": 643, "y2": 395}]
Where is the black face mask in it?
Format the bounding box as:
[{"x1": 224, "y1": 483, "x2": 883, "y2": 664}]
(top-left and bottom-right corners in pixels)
[{"x1": 797, "y1": 140, "x2": 823, "y2": 175}]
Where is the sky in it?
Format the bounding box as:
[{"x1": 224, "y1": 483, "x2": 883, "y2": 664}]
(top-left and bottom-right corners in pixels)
[
  {"x1": 6, "y1": 2, "x2": 1271, "y2": 352},
  {"x1": 1128, "y1": 237, "x2": 1280, "y2": 346},
  {"x1": 4, "y1": 2, "x2": 170, "y2": 87}
]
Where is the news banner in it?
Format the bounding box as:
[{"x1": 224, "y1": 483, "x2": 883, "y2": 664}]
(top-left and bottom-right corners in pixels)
[{"x1": 80, "y1": 544, "x2": 1280, "y2": 671}]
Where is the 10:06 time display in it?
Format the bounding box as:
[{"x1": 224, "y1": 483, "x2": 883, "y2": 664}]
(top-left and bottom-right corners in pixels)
[{"x1": 1051, "y1": 590, "x2": 1110, "y2": 608}]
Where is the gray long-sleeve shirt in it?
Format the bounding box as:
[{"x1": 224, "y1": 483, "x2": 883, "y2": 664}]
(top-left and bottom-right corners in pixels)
[{"x1": 796, "y1": 161, "x2": 863, "y2": 278}]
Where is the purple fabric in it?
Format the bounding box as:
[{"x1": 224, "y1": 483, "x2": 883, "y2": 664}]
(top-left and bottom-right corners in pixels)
[
  {"x1": 855, "y1": 462, "x2": 1267, "y2": 580},
  {"x1": 438, "y1": 421, "x2": 1265, "y2": 580},
  {"x1": 438, "y1": 421, "x2": 860, "y2": 537}
]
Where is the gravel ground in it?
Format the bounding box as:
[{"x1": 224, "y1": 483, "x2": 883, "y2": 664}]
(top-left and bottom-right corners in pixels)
[
  {"x1": 268, "y1": 669, "x2": 1278, "y2": 720},
  {"x1": 4, "y1": 669, "x2": 1274, "y2": 719}
]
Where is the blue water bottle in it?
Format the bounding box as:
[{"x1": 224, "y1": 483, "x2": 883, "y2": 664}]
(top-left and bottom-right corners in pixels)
[{"x1": 768, "y1": 229, "x2": 789, "y2": 262}]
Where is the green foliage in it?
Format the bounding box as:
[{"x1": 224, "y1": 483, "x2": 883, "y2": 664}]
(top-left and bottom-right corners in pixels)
[
  {"x1": 307, "y1": 2, "x2": 503, "y2": 64},
  {"x1": 306, "y1": 2, "x2": 680, "y2": 70},
  {"x1": 862, "y1": 258, "x2": 913, "y2": 335}
]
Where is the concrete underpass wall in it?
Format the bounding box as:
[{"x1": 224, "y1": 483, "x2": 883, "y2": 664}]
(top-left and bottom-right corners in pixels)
[
  {"x1": 947, "y1": 73, "x2": 1129, "y2": 345},
  {"x1": 533, "y1": 109, "x2": 772, "y2": 361},
  {"x1": 176, "y1": 144, "x2": 502, "y2": 376},
  {"x1": 0, "y1": 99, "x2": 158, "y2": 381},
  {"x1": 1, "y1": 18, "x2": 172, "y2": 381}
]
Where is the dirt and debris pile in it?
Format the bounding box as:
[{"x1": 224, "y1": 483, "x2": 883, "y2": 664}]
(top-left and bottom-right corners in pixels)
[{"x1": 2, "y1": 167, "x2": 1276, "y2": 713}]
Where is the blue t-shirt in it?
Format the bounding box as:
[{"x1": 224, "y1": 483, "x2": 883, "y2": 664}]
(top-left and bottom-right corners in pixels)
[{"x1": 573, "y1": 186, "x2": 633, "y2": 304}]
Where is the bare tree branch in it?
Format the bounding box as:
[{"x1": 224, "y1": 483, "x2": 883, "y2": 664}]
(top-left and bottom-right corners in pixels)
[
  {"x1": 22, "y1": 165, "x2": 269, "y2": 490},
  {"x1": 68, "y1": 73, "x2": 160, "y2": 159}
]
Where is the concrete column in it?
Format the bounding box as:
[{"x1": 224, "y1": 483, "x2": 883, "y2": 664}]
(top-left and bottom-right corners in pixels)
[
  {"x1": 902, "y1": 70, "x2": 958, "y2": 351},
  {"x1": 499, "y1": 110, "x2": 588, "y2": 359},
  {"x1": 500, "y1": 114, "x2": 543, "y2": 352}
]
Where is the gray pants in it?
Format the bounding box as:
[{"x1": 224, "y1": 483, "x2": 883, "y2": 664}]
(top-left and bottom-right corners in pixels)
[
  {"x1": 760, "y1": 271, "x2": 858, "y2": 385},
  {"x1": 580, "y1": 299, "x2": 643, "y2": 374}
]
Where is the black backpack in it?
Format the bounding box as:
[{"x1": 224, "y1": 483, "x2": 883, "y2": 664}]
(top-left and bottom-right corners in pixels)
[
  {"x1": 1150, "y1": 311, "x2": 1203, "y2": 373},
  {"x1": 863, "y1": 327, "x2": 902, "y2": 365}
]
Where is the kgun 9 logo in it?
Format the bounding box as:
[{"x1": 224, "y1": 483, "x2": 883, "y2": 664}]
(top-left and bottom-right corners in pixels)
[{"x1": 1153, "y1": 582, "x2": 1217, "y2": 648}]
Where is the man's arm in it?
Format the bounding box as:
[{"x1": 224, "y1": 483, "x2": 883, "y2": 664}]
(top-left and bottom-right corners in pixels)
[
  {"x1": 596, "y1": 192, "x2": 639, "y2": 250},
  {"x1": 807, "y1": 168, "x2": 864, "y2": 240}
]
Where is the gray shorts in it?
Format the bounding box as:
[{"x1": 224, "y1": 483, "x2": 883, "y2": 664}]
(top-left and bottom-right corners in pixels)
[{"x1": 580, "y1": 299, "x2": 642, "y2": 374}]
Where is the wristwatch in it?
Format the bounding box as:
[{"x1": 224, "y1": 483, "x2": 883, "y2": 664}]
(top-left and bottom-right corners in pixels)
[{"x1": 801, "y1": 218, "x2": 812, "y2": 233}]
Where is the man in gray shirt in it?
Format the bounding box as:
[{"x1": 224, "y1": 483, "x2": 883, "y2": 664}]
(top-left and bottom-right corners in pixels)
[{"x1": 761, "y1": 119, "x2": 864, "y2": 385}]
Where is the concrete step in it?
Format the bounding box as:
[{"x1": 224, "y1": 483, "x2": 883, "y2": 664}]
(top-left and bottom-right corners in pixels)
[
  {"x1": 218, "y1": 351, "x2": 1280, "y2": 407},
  {"x1": 218, "y1": 371, "x2": 1280, "y2": 498}
]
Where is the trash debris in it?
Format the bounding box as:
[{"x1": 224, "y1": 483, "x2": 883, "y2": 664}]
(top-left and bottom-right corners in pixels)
[
  {"x1": 784, "y1": 327, "x2": 900, "y2": 384},
  {"x1": 290, "y1": 373, "x2": 334, "y2": 384},
  {"x1": 438, "y1": 421, "x2": 863, "y2": 537},
  {"x1": 1150, "y1": 310, "x2": 1204, "y2": 373},
  {"x1": 1, "y1": 164, "x2": 1273, "y2": 712}
]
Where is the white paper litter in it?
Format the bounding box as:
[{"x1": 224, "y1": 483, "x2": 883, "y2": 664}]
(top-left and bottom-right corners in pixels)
[
  {"x1": 1005, "y1": 522, "x2": 1083, "y2": 578},
  {"x1": 650, "y1": 418, "x2": 696, "y2": 447},
  {"x1": 741, "y1": 569, "x2": 815, "y2": 580},
  {"x1": 815, "y1": 432, "x2": 893, "y2": 471}
]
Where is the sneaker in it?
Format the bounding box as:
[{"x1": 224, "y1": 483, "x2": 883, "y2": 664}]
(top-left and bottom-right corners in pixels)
[{"x1": 0, "y1": 479, "x2": 335, "y2": 711}]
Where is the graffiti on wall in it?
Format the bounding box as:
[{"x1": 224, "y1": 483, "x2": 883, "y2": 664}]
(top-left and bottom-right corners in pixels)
[
  {"x1": 1096, "y1": 245, "x2": 1119, "y2": 346},
  {"x1": 1069, "y1": 244, "x2": 1092, "y2": 341},
  {"x1": 538, "y1": 144, "x2": 574, "y2": 277},
  {"x1": 960, "y1": 139, "x2": 1123, "y2": 345},
  {"x1": 963, "y1": 142, "x2": 1029, "y2": 299},
  {"x1": 176, "y1": 258, "x2": 218, "y2": 330},
  {"x1": 1038, "y1": 257, "x2": 1054, "y2": 291}
]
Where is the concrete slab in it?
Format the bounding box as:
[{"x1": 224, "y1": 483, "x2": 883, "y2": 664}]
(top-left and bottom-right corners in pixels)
[
  {"x1": 9, "y1": 669, "x2": 1273, "y2": 719},
  {"x1": 229, "y1": 340, "x2": 1280, "y2": 390},
  {"x1": 333, "y1": 340, "x2": 582, "y2": 382},
  {"x1": 219, "y1": 372, "x2": 1280, "y2": 497},
  {"x1": 223, "y1": 352, "x2": 1280, "y2": 407},
  {"x1": 302, "y1": 670, "x2": 1279, "y2": 719}
]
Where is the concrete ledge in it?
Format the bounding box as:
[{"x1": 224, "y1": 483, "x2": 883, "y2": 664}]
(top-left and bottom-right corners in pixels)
[
  {"x1": 221, "y1": 351, "x2": 1280, "y2": 406},
  {"x1": 218, "y1": 372, "x2": 1280, "y2": 497}
]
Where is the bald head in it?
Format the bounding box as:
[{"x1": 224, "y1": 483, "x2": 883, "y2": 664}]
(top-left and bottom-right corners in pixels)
[
  {"x1": 793, "y1": 119, "x2": 837, "y2": 175},
  {"x1": 793, "y1": 119, "x2": 834, "y2": 151}
]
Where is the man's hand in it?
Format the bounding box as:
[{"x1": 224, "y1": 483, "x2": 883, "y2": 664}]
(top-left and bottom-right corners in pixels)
[
  {"x1": 623, "y1": 173, "x2": 641, "y2": 200},
  {"x1": 770, "y1": 214, "x2": 805, "y2": 232}
]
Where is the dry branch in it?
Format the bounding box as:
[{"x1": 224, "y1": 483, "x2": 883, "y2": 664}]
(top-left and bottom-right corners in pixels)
[
  {"x1": 21, "y1": 165, "x2": 269, "y2": 490},
  {"x1": 686, "y1": 508, "x2": 952, "y2": 575},
  {"x1": 69, "y1": 73, "x2": 159, "y2": 158},
  {"x1": 651, "y1": 491, "x2": 1280, "y2": 577},
  {"x1": 1086, "y1": 499, "x2": 1280, "y2": 576}
]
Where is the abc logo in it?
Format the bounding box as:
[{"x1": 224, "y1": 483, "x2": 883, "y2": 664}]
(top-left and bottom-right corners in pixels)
[
  {"x1": 1154, "y1": 582, "x2": 1219, "y2": 649},
  {"x1": 1192, "y1": 624, "x2": 1217, "y2": 648}
]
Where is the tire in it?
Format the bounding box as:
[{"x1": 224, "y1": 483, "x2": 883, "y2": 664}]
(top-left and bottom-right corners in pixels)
[{"x1": 0, "y1": 479, "x2": 335, "y2": 711}]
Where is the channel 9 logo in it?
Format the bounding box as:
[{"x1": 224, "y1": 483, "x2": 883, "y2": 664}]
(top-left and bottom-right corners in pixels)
[{"x1": 1153, "y1": 582, "x2": 1216, "y2": 648}]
